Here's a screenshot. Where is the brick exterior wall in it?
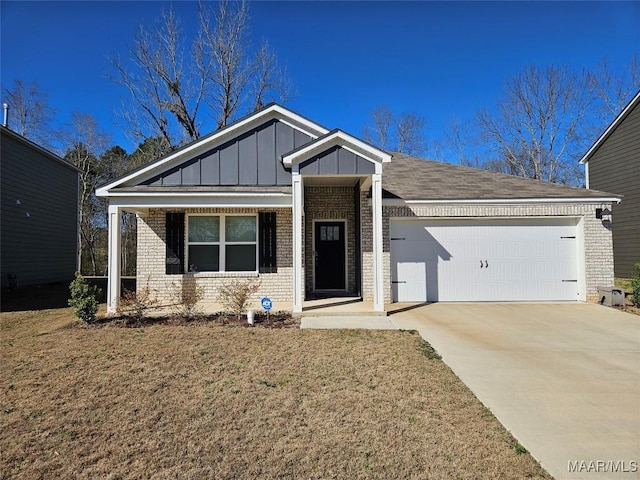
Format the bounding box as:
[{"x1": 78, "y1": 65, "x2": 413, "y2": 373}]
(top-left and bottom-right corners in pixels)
[
  {"x1": 136, "y1": 201, "x2": 613, "y2": 310},
  {"x1": 360, "y1": 190, "x2": 375, "y2": 303},
  {"x1": 303, "y1": 186, "x2": 357, "y2": 296},
  {"x1": 382, "y1": 202, "x2": 615, "y2": 303},
  {"x1": 137, "y1": 208, "x2": 293, "y2": 307}
]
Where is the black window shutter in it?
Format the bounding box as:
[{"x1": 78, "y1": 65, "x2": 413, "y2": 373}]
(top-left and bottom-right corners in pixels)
[
  {"x1": 166, "y1": 212, "x2": 185, "y2": 274},
  {"x1": 259, "y1": 212, "x2": 277, "y2": 273}
]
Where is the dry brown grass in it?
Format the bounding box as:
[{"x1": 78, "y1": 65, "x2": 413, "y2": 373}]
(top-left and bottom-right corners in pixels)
[{"x1": 1, "y1": 307, "x2": 551, "y2": 480}]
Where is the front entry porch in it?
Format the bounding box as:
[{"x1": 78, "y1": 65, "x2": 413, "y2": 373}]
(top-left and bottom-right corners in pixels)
[
  {"x1": 285, "y1": 130, "x2": 391, "y2": 314},
  {"x1": 302, "y1": 296, "x2": 386, "y2": 316}
]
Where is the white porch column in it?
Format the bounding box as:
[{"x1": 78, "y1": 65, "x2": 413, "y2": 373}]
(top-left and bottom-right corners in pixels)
[
  {"x1": 107, "y1": 204, "x2": 122, "y2": 314},
  {"x1": 292, "y1": 174, "x2": 304, "y2": 313},
  {"x1": 372, "y1": 173, "x2": 384, "y2": 311}
]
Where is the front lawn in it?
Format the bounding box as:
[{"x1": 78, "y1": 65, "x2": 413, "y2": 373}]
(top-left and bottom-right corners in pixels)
[{"x1": 1, "y1": 307, "x2": 550, "y2": 479}]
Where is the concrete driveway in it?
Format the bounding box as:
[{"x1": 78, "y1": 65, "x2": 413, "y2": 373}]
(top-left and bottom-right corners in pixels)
[{"x1": 390, "y1": 303, "x2": 640, "y2": 480}]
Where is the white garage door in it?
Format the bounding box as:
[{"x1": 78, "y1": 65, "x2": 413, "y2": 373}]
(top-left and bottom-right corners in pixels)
[{"x1": 390, "y1": 218, "x2": 580, "y2": 302}]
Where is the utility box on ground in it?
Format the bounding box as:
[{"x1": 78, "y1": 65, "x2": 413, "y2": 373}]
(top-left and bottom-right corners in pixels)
[{"x1": 597, "y1": 287, "x2": 624, "y2": 307}]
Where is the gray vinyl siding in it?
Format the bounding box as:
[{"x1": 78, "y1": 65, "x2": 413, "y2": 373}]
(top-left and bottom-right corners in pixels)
[
  {"x1": 1, "y1": 128, "x2": 79, "y2": 287},
  {"x1": 142, "y1": 119, "x2": 312, "y2": 187},
  {"x1": 587, "y1": 100, "x2": 640, "y2": 278},
  {"x1": 299, "y1": 145, "x2": 375, "y2": 175}
]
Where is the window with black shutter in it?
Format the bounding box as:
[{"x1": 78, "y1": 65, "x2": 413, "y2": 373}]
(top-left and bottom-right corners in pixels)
[
  {"x1": 259, "y1": 212, "x2": 277, "y2": 273},
  {"x1": 166, "y1": 212, "x2": 185, "y2": 274}
]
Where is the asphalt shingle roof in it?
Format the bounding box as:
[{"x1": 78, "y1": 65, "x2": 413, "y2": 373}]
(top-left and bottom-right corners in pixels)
[{"x1": 383, "y1": 153, "x2": 618, "y2": 200}]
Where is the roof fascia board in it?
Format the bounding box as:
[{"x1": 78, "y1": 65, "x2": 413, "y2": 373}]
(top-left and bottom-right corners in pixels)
[
  {"x1": 382, "y1": 197, "x2": 622, "y2": 206},
  {"x1": 101, "y1": 191, "x2": 291, "y2": 198},
  {"x1": 107, "y1": 193, "x2": 293, "y2": 209},
  {"x1": 579, "y1": 90, "x2": 640, "y2": 164},
  {"x1": 97, "y1": 104, "x2": 329, "y2": 195},
  {"x1": 282, "y1": 130, "x2": 392, "y2": 168}
]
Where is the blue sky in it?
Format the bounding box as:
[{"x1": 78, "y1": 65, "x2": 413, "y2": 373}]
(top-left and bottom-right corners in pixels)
[{"x1": 1, "y1": 1, "x2": 639, "y2": 154}]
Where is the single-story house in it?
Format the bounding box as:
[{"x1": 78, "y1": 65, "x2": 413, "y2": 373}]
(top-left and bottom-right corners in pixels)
[
  {"x1": 1, "y1": 125, "x2": 80, "y2": 289},
  {"x1": 580, "y1": 90, "x2": 639, "y2": 279},
  {"x1": 97, "y1": 104, "x2": 619, "y2": 314}
]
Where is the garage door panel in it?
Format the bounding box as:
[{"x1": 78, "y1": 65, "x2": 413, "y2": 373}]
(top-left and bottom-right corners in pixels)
[{"x1": 390, "y1": 219, "x2": 579, "y2": 302}]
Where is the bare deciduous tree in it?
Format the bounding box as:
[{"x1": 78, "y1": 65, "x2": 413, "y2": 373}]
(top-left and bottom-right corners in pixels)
[
  {"x1": 199, "y1": 0, "x2": 252, "y2": 128},
  {"x1": 476, "y1": 65, "x2": 593, "y2": 184},
  {"x1": 63, "y1": 113, "x2": 111, "y2": 275},
  {"x1": 111, "y1": 1, "x2": 291, "y2": 145},
  {"x1": 589, "y1": 54, "x2": 640, "y2": 120},
  {"x1": 396, "y1": 112, "x2": 427, "y2": 156},
  {"x1": 110, "y1": 8, "x2": 204, "y2": 147},
  {"x1": 1, "y1": 79, "x2": 56, "y2": 147},
  {"x1": 363, "y1": 106, "x2": 427, "y2": 155},
  {"x1": 439, "y1": 116, "x2": 482, "y2": 167}
]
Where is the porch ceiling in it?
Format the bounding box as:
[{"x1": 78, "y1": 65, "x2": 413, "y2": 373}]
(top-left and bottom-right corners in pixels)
[{"x1": 302, "y1": 176, "x2": 362, "y2": 187}]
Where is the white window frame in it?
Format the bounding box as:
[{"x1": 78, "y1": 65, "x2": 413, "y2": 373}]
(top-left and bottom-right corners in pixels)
[{"x1": 186, "y1": 213, "x2": 258, "y2": 273}]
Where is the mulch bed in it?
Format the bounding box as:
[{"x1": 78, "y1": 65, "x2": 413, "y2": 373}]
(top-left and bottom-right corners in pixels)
[{"x1": 87, "y1": 311, "x2": 300, "y2": 329}]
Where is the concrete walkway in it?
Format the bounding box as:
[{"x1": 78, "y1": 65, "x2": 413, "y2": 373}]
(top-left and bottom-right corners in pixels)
[{"x1": 390, "y1": 303, "x2": 640, "y2": 480}]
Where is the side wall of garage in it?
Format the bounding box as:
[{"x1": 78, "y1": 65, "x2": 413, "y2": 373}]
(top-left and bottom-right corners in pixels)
[{"x1": 382, "y1": 202, "x2": 614, "y2": 303}]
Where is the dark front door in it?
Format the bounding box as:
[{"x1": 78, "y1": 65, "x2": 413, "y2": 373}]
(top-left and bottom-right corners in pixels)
[{"x1": 314, "y1": 221, "x2": 346, "y2": 290}]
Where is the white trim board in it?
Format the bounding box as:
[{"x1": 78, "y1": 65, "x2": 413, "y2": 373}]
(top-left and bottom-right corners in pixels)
[
  {"x1": 107, "y1": 195, "x2": 293, "y2": 209},
  {"x1": 382, "y1": 197, "x2": 621, "y2": 206},
  {"x1": 284, "y1": 129, "x2": 391, "y2": 170}
]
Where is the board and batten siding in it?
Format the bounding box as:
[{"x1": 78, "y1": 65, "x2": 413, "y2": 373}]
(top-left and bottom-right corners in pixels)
[
  {"x1": 299, "y1": 145, "x2": 375, "y2": 175},
  {"x1": 142, "y1": 120, "x2": 312, "y2": 187},
  {"x1": 0, "y1": 127, "x2": 79, "y2": 287},
  {"x1": 587, "y1": 100, "x2": 640, "y2": 278}
]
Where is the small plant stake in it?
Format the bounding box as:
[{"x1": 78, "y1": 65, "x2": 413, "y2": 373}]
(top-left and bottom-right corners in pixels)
[
  {"x1": 261, "y1": 296, "x2": 272, "y2": 321},
  {"x1": 247, "y1": 310, "x2": 254, "y2": 326}
]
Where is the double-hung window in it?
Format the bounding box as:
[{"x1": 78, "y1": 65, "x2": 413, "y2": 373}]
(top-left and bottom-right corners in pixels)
[{"x1": 187, "y1": 215, "x2": 257, "y2": 272}]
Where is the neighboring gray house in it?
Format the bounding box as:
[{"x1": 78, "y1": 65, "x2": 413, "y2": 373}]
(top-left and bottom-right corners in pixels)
[
  {"x1": 580, "y1": 91, "x2": 640, "y2": 279},
  {"x1": 1, "y1": 125, "x2": 79, "y2": 288},
  {"x1": 97, "y1": 104, "x2": 618, "y2": 315}
]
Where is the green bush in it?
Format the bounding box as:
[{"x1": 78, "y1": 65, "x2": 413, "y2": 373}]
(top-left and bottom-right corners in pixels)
[
  {"x1": 68, "y1": 272, "x2": 100, "y2": 323},
  {"x1": 631, "y1": 263, "x2": 640, "y2": 307}
]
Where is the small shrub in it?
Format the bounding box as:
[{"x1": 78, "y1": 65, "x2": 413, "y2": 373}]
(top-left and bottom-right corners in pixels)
[
  {"x1": 217, "y1": 278, "x2": 261, "y2": 319},
  {"x1": 119, "y1": 279, "x2": 158, "y2": 321},
  {"x1": 68, "y1": 272, "x2": 100, "y2": 323},
  {"x1": 631, "y1": 263, "x2": 640, "y2": 307},
  {"x1": 172, "y1": 276, "x2": 205, "y2": 320}
]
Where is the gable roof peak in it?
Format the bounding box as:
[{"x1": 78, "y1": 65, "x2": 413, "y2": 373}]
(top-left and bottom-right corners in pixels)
[
  {"x1": 97, "y1": 103, "x2": 330, "y2": 195},
  {"x1": 580, "y1": 89, "x2": 640, "y2": 164}
]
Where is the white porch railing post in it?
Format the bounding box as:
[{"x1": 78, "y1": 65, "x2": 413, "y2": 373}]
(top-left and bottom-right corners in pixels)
[
  {"x1": 372, "y1": 173, "x2": 384, "y2": 311},
  {"x1": 107, "y1": 204, "x2": 122, "y2": 314},
  {"x1": 292, "y1": 174, "x2": 304, "y2": 313}
]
